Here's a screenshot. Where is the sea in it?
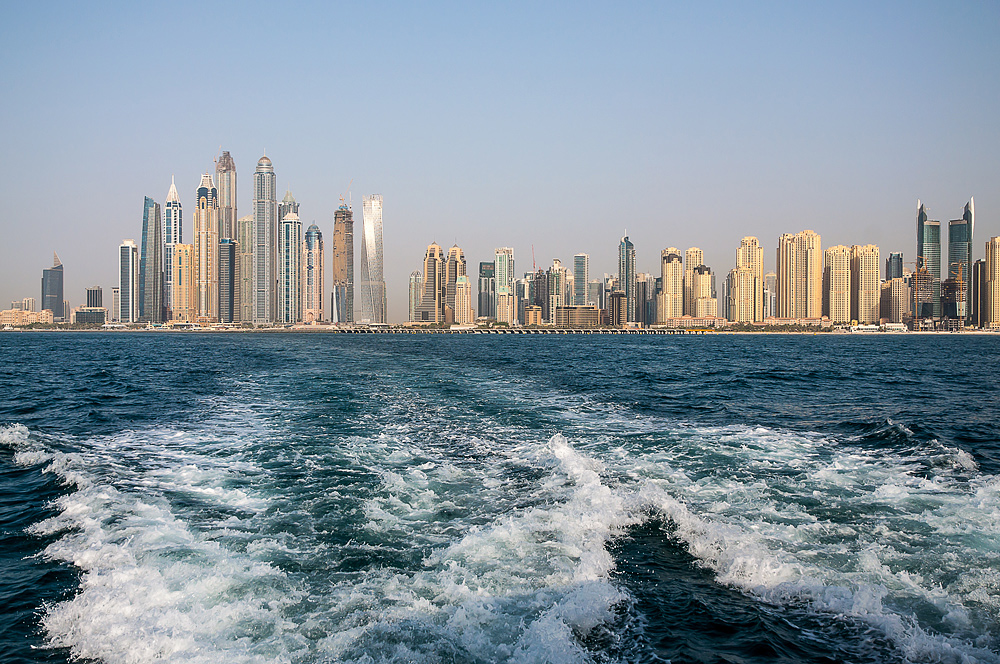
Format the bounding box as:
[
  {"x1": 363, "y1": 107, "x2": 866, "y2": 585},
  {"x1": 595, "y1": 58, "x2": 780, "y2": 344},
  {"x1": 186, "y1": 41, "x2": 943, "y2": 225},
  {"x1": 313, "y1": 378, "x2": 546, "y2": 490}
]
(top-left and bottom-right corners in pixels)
[{"x1": 1, "y1": 332, "x2": 998, "y2": 664}]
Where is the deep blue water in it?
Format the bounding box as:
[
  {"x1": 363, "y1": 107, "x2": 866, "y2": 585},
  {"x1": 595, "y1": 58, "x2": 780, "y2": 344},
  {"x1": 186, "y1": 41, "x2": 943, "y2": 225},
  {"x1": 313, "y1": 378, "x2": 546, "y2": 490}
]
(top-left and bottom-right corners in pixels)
[{"x1": 1, "y1": 332, "x2": 998, "y2": 664}]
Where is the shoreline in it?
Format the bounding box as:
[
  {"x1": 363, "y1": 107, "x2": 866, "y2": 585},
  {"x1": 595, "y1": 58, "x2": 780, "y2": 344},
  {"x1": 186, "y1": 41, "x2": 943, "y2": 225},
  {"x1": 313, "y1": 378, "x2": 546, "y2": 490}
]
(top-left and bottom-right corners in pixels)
[{"x1": 2, "y1": 327, "x2": 997, "y2": 336}]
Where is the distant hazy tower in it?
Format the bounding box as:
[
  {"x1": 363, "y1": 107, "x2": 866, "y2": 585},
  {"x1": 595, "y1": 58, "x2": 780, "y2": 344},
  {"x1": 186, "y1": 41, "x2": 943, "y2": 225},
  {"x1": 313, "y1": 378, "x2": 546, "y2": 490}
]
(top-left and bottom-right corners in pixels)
[
  {"x1": 986, "y1": 236, "x2": 1000, "y2": 329},
  {"x1": 408, "y1": 270, "x2": 423, "y2": 322},
  {"x1": 139, "y1": 196, "x2": 164, "y2": 323},
  {"x1": 360, "y1": 194, "x2": 386, "y2": 323},
  {"x1": 278, "y1": 212, "x2": 302, "y2": 324},
  {"x1": 618, "y1": 236, "x2": 636, "y2": 322},
  {"x1": 416, "y1": 242, "x2": 445, "y2": 323},
  {"x1": 657, "y1": 248, "x2": 683, "y2": 321},
  {"x1": 278, "y1": 189, "x2": 299, "y2": 223},
  {"x1": 164, "y1": 177, "x2": 182, "y2": 317},
  {"x1": 193, "y1": 173, "x2": 220, "y2": 322},
  {"x1": 948, "y1": 198, "x2": 974, "y2": 320},
  {"x1": 823, "y1": 245, "x2": 851, "y2": 323},
  {"x1": 118, "y1": 239, "x2": 139, "y2": 323},
  {"x1": 851, "y1": 244, "x2": 880, "y2": 323},
  {"x1": 331, "y1": 203, "x2": 354, "y2": 324},
  {"x1": 41, "y1": 253, "x2": 64, "y2": 320},
  {"x1": 916, "y1": 200, "x2": 941, "y2": 319},
  {"x1": 763, "y1": 271, "x2": 777, "y2": 318},
  {"x1": 253, "y1": 155, "x2": 277, "y2": 324},
  {"x1": 735, "y1": 236, "x2": 764, "y2": 321},
  {"x1": 445, "y1": 244, "x2": 467, "y2": 323},
  {"x1": 171, "y1": 244, "x2": 195, "y2": 322},
  {"x1": 546, "y1": 259, "x2": 567, "y2": 323},
  {"x1": 237, "y1": 214, "x2": 254, "y2": 323},
  {"x1": 683, "y1": 247, "x2": 703, "y2": 315},
  {"x1": 494, "y1": 248, "x2": 515, "y2": 323},
  {"x1": 218, "y1": 238, "x2": 239, "y2": 323},
  {"x1": 302, "y1": 223, "x2": 324, "y2": 323},
  {"x1": 573, "y1": 253, "x2": 589, "y2": 306},
  {"x1": 216, "y1": 151, "x2": 237, "y2": 240},
  {"x1": 478, "y1": 262, "x2": 496, "y2": 318}
]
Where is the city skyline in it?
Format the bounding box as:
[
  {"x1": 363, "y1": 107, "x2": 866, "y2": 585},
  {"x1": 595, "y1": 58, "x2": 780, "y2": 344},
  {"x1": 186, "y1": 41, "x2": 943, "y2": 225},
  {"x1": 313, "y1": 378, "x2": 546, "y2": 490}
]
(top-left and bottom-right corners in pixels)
[{"x1": 1, "y1": 4, "x2": 999, "y2": 320}]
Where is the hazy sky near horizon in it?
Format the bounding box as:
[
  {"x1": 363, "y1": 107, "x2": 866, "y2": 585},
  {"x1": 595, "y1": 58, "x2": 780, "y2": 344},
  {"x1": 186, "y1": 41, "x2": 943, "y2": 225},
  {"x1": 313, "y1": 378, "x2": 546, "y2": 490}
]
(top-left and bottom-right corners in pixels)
[{"x1": 1, "y1": 1, "x2": 998, "y2": 322}]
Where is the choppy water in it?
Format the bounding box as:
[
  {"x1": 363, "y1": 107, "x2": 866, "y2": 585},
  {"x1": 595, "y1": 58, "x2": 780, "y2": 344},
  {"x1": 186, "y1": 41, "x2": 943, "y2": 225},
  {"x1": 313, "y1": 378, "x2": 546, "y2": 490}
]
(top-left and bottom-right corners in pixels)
[{"x1": 1, "y1": 332, "x2": 998, "y2": 664}]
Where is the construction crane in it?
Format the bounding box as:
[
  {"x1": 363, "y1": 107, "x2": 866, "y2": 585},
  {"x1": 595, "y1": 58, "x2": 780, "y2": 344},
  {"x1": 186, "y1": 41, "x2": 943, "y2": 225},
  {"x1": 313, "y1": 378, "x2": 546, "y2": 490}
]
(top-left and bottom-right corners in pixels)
[
  {"x1": 339, "y1": 179, "x2": 353, "y2": 207},
  {"x1": 532, "y1": 245, "x2": 536, "y2": 272}
]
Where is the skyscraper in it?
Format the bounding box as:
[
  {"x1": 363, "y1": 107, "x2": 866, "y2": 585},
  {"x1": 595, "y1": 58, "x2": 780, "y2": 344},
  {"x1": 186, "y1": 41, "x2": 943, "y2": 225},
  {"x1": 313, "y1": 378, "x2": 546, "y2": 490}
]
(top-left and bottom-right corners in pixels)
[
  {"x1": 139, "y1": 196, "x2": 164, "y2": 323},
  {"x1": 657, "y1": 248, "x2": 683, "y2": 322},
  {"x1": 193, "y1": 173, "x2": 219, "y2": 322},
  {"x1": 823, "y1": 245, "x2": 851, "y2": 323},
  {"x1": 683, "y1": 247, "x2": 703, "y2": 315},
  {"x1": 494, "y1": 247, "x2": 515, "y2": 324},
  {"x1": 573, "y1": 253, "x2": 589, "y2": 306},
  {"x1": 218, "y1": 239, "x2": 239, "y2": 324},
  {"x1": 692, "y1": 265, "x2": 717, "y2": 317},
  {"x1": 118, "y1": 240, "x2": 139, "y2": 323},
  {"x1": 237, "y1": 214, "x2": 254, "y2": 324},
  {"x1": 278, "y1": 189, "x2": 299, "y2": 223},
  {"x1": 986, "y1": 237, "x2": 1000, "y2": 329},
  {"x1": 454, "y1": 275, "x2": 474, "y2": 325},
  {"x1": 735, "y1": 236, "x2": 764, "y2": 321},
  {"x1": 216, "y1": 151, "x2": 237, "y2": 240},
  {"x1": 331, "y1": 203, "x2": 354, "y2": 324},
  {"x1": 851, "y1": 244, "x2": 880, "y2": 324},
  {"x1": 86, "y1": 286, "x2": 102, "y2": 308},
  {"x1": 302, "y1": 223, "x2": 324, "y2": 323},
  {"x1": 763, "y1": 271, "x2": 777, "y2": 318},
  {"x1": 111, "y1": 287, "x2": 120, "y2": 322},
  {"x1": 948, "y1": 198, "x2": 974, "y2": 320},
  {"x1": 416, "y1": 242, "x2": 445, "y2": 323},
  {"x1": 171, "y1": 244, "x2": 195, "y2": 323},
  {"x1": 253, "y1": 155, "x2": 276, "y2": 324},
  {"x1": 972, "y1": 259, "x2": 987, "y2": 328},
  {"x1": 916, "y1": 200, "x2": 941, "y2": 320},
  {"x1": 41, "y1": 253, "x2": 64, "y2": 320},
  {"x1": 478, "y1": 262, "x2": 496, "y2": 319},
  {"x1": 777, "y1": 230, "x2": 822, "y2": 319},
  {"x1": 547, "y1": 259, "x2": 567, "y2": 323},
  {"x1": 360, "y1": 194, "x2": 386, "y2": 323},
  {"x1": 164, "y1": 177, "x2": 182, "y2": 317},
  {"x1": 445, "y1": 245, "x2": 467, "y2": 323},
  {"x1": 409, "y1": 271, "x2": 423, "y2": 322},
  {"x1": 278, "y1": 212, "x2": 302, "y2": 324},
  {"x1": 886, "y1": 252, "x2": 903, "y2": 280},
  {"x1": 618, "y1": 236, "x2": 636, "y2": 322},
  {"x1": 727, "y1": 267, "x2": 756, "y2": 323}
]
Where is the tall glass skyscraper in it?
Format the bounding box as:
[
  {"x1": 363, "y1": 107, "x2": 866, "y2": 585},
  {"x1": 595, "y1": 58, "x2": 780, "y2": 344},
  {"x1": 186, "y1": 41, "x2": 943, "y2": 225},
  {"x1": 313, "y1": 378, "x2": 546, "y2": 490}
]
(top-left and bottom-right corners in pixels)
[
  {"x1": 193, "y1": 174, "x2": 219, "y2": 322},
  {"x1": 916, "y1": 200, "x2": 941, "y2": 319},
  {"x1": 948, "y1": 198, "x2": 974, "y2": 320},
  {"x1": 237, "y1": 214, "x2": 254, "y2": 324},
  {"x1": 118, "y1": 240, "x2": 139, "y2": 323},
  {"x1": 573, "y1": 253, "x2": 589, "y2": 306},
  {"x1": 618, "y1": 236, "x2": 636, "y2": 322},
  {"x1": 164, "y1": 177, "x2": 182, "y2": 317},
  {"x1": 886, "y1": 252, "x2": 903, "y2": 280},
  {"x1": 41, "y1": 253, "x2": 64, "y2": 320},
  {"x1": 494, "y1": 247, "x2": 515, "y2": 324},
  {"x1": 253, "y1": 155, "x2": 276, "y2": 324},
  {"x1": 278, "y1": 212, "x2": 302, "y2": 324},
  {"x1": 302, "y1": 224, "x2": 324, "y2": 323},
  {"x1": 360, "y1": 194, "x2": 386, "y2": 323},
  {"x1": 218, "y1": 238, "x2": 239, "y2": 324},
  {"x1": 478, "y1": 262, "x2": 495, "y2": 318},
  {"x1": 278, "y1": 189, "x2": 299, "y2": 223},
  {"x1": 139, "y1": 196, "x2": 164, "y2": 323},
  {"x1": 216, "y1": 151, "x2": 237, "y2": 240},
  {"x1": 331, "y1": 203, "x2": 354, "y2": 323}
]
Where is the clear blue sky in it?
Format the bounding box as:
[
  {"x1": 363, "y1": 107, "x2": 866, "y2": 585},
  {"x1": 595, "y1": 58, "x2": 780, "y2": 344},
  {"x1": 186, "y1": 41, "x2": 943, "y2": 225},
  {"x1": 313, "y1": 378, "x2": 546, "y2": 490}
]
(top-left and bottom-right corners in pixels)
[{"x1": 1, "y1": 1, "x2": 997, "y2": 321}]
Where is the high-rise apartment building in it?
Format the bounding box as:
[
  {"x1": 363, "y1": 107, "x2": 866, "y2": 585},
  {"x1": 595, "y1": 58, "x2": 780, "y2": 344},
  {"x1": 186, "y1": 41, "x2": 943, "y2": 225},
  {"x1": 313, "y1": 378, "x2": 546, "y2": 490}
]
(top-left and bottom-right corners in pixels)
[
  {"x1": 726, "y1": 267, "x2": 756, "y2": 323},
  {"x1": 916, "y1": 200, "x2": 941, "y2": 320},
  {"x1": 734, "y1": 236, "x2": 764, "y2": 321},
  {"x1": 692, "y1": 265, "x2": 717, "y2": 317},
  {"x1": 547, "y1": 259, "x2": 567, "y2": 324},
  {"x1": 986, "y1": 237, "x2": 1000, "y2": 329},
  {"x1": 587, "y1": 279, "x2": 603, "y2": 310},
  {"x1": 947, "y1": 198, "x2": 974, "y2": 320},
  {"x1": 171, "y1": 244, "x2": 195, "y2": 322},
  {"x1": 495, "y1": 247, "x2": 515, "y2": 324},
  {"x1": 193, "y1": 174, "x2": 219, "y2": 322},
  {"x1": 302, "y1": 224, "x2": 324, "y2": 323},
  {"x1": 164, "y1": 177, "x2": 182, "y2": 317},
  {"x1": 777, "y1": 230, "x2": 822, "y2": 319},
  {"x1": 445, "y1": 245, "x2": 467, "y2": 323},
  {"x1": 278, "y1": 190, "x2": 299, "y2": 224},
  {"x1": 657, "y1": 248, "x2": 683, "y2": 322},
  {"x1": 408, "y1": 271, "x2": 423, "y2": 322},
  {"x1": 851, "y1": 244, "x2": 880, "y2": 324},
  {"x1": 573, "y1": 253, "x2": 589, "y2": 306},
  {"x1": 683, "y1": 247, "x2": 703, "y2": 315},
  {"x1": 360, "y1": 194, "x2": 386, "y2": 323},
  {"x1": 331, "y1": 203, "x2": 354, "y2": 324},
  {"x1": 278, "y1": 212, "x2": 302, "y2": 324},
  {"x1": 111, "y1": 287, "x2": 120, "y2": 322},
  {"x1": 237, "y1": 214, "x2": 254, "y2": 324},
  {"x1": 86, "y1": 286, "x2": 102, "y2": 308},
  {"x1": 880, "y1": 278, "x2": 910, "y2": 324},
  {"x1": 886, "y1": 252, "x2": 903, "y2": 280},
  {"x1": 41, "y1": 253, "x2": 64, "y2": 320},
  {"x1": 118, "y1": 240, "x2": 139, "y2": 323},
  {"x1": 218, "y1": 239, "x2": 239, "y2": 324},
  {"x1": 253, "y1": 155, "x2": 276, "y2": 324},
  {"x1": 823, "y1": 245, "x2": 851, "y2": 323},
  {"x1": 454, "y1": 275, "x2": 474, "y2": 325},
  {"x1": 416, "y1": 243, "x2": 445, "y2": 323},
  {"x1": 618, "y1": 236, "x2": 636, "y2": 322},
  {"x1": 21, "y1": 297, "x2": 36, "y2": 312},
  {"x1": 478, "y1": 262, "x2": 496, "y2": 319},
  {"x1": 971, "y1": 259, "x2": 987, "y2": 327},
  {"x1": 139, "y1": 196, "x2": 164, "y2": 323},
  {"x1": 216, "y1": 151, "x2": 237, "y2": 240},
  {"x1": 763, "y1": 271, "x2": 777, "y2": 318}
]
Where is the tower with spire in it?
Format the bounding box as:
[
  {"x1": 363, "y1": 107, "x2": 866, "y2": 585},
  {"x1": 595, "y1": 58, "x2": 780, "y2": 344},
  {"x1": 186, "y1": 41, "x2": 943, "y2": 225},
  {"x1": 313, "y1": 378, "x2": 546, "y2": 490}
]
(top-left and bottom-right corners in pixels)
[
  {"x1": 253, "y1": 154, "x2": 276, "y2": 324},
  {"x1": 164, "y1": 176, "x2": 182, "y2": 318}
]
